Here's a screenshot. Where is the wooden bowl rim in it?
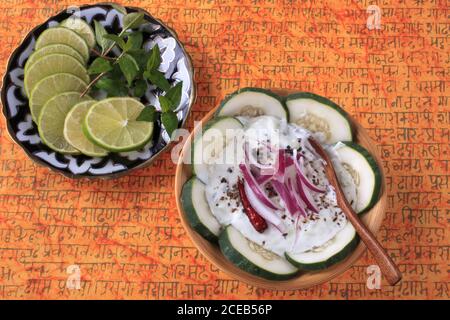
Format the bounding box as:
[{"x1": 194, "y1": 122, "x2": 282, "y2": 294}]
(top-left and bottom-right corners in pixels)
[{"x1": 175, "y1": 92, "x2": 386, "y2": 290}]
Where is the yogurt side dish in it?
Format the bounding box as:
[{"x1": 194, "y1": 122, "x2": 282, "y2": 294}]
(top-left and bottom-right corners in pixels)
[{"x1": 181, "y1": 88, "x2": 381, "y2": 280}]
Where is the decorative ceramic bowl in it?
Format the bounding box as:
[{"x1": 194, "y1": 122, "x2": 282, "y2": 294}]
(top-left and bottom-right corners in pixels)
[
  {"x1": 1, "y1": 3, "x2": 195, "y2": 179},
  {"x1": 175, "y1": 89, "x2": 387, "y2": 290}
]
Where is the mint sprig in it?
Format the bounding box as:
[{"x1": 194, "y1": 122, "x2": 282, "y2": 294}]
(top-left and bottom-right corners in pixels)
[{"x1": 82, "y1": 6, "x2": 182, "y2": 139}]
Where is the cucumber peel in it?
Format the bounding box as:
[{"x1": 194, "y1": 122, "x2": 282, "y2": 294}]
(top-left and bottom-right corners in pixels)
[
  {"x1": 216, "y1": 87, "x2": 289, "y2": 121},
  {"x1": 181, "y1": 177, "x2": 221, "y2": 242},
  {"x1": 219, "y1": 226, "x2": 298, "y2": 280},
  {"x1": 286, "y1": 92, "x2": 353, "y2": 143}
]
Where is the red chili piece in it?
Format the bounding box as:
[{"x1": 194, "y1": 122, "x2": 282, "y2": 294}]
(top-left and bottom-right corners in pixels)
[{"x1": 237, "y1": 179, "x2": 268, "y2": 233}]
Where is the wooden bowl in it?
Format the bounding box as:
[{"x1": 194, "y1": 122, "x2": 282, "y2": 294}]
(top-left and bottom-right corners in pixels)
[{"x1": 175, "y1": 89, "x2": 387, "y2": 290}]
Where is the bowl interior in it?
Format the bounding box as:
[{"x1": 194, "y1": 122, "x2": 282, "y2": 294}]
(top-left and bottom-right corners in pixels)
[
  {"x1": 1, "y1": 4, "x2": 194, "y2": 179},
  {"x1": 175, "y1": 89, "x2": 387, "y2": 290}
]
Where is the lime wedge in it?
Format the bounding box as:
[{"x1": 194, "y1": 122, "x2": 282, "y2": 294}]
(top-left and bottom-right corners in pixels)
[
  {"x1": 83, "y1": 98, "x2": 154, "y2": 152},
  {"x1": 60, "y1": 18, "x2": 96, "y2": 50},
  {"x1": 24, "y1": 53, "x2": 89, "y2": 97},
  {"x1": 25, "y1": 44, "x2": 85, "y2": 75},
  {"x1": 38, "y1": 92, "x2": 92, "y2": 154},
  {"x1": 35, "y1": 27, "x2": 90, "y2": 63},
  {"x1": 29, "y1": 73, "x2": 88, "y2": 122},
  {"x1": 64, "y1": 101, "x2": 108, "y2": 157}
]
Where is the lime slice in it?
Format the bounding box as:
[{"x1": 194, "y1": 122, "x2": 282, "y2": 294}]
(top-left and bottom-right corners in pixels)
[
  {"x1": 38, "y1": 92, "x2": 92, "y2": 154},
  {"x1": 64, "y1": 101, "x2": 108, "y2": 157},
  {"x1": 35, "y1": 27, "x2": 90, "y2": 63},
  {"x1": 24, "y1": 53, "x2": 89, "y2": 97},
  {"x1": 25, "y1": 44, "x2": 85, "y2": 75},
  {"x1": 60, "y1": 18, "x2": 96, "y2": 50},
  {"x1": 84, "y1": 98, "x2": 154, "y2": 152},
  {"x1": 29, "y1": 73, "x2": 88, "y2": 122}
]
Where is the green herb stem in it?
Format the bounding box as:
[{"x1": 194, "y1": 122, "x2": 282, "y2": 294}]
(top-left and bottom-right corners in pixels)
[
  {"x1": 82, "y1": 42, "x2": 130, "y2": 97},
  {"x1": 91, "y1": 48, "x2": 115, "y2": 61},
  {"x1": 102, "y1": 29, "x2": 127, "y2": 57},
  {"x1": 80, "y1": 72, "x2": 107, "y2": 98}
]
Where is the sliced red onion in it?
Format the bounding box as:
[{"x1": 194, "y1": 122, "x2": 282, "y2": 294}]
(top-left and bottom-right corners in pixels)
[
  {"x1": 256, "y1": 174, "x2": 272, "y2": 185},
  {"x1": 239, "y1": 163, "x2": 280, "y2": 210},
  {"x1": 286, "y1": 156, "x2": 294, "y2": 166},
  {"x1": 273, "y1": 149, "x2": 287, "y2": 182},
  {"x1": 273, "y1": 223, "x2": 287, "y2": 234},
  {"x1": 243, "y1": 181, "x2": 285, "y2": 232},
  {"x1": 293, "y1": 151, "x2": 325, "y2": 193},
  {"x1": 255, "y1": 151, "x2": 294, "y2": 185},
  {"x1": 271, "y1": 180, "x2": 300, "y2": 216},
  {"x1": 296, "y1": 176, "x2": 319, "y2": 213},
  {"x1": 287, "y1": 178, "x2": 307, "y2": 217}
]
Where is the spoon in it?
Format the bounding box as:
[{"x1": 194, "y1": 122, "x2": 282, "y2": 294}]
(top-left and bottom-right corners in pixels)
[{"x1": 308, "y1": 137, "x2": 402, "y2": 285}]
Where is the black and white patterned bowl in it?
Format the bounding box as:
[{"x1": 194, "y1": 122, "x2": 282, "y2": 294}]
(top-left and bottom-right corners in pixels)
[{"x1": 1, "y1": 3, "x2": 195, "y2": 179}]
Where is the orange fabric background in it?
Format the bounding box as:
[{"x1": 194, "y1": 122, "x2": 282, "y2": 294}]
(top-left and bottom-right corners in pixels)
[{"x1": 0, "y1": 0, "x2": 448, "y2": 299}]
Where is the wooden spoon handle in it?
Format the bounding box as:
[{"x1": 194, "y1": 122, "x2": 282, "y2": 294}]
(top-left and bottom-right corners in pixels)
[
  {"x1": 339, "y1": 203, "x2": 402, "y2": 285},
  {"x1": 308, "y1": 138, "x2": 402, "y2": 285}
]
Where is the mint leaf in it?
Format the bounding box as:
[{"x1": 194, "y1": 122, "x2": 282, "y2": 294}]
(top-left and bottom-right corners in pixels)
[
  {"x1": 119, "y1": 54, "x2": 140, "y2": 86},
  {"x1": 146, "y1": 45, "x2": 161, "y2": 71},
  {"x1": 103, "y1": 34, "x2": 126, "y2": 50},
  {"x1": 123, "y1": 12, "x2": 145, "y2": 30},
  {"x1": 88, "y1": 57, "x2": 113, "y2": 74},
  {"x1": 95, "y1": 78, "x2": 128, "y2": 97},
  {"x1": 95, "y1": 78, "x2": 115, "y2": 91},
  {"x1": 128, "y1": 49, "x2": 147, "y2": 71},
  {"x1": 144, "y1": 70, "x2": 170, "y2": 91},
  {"x1": 126, "y1": 32, "x2": 143, "y2": 51},
  {"x1": 159, "y1": 96, "x2": 171, "y2": 113},
  {"x1": 134, "y1": 79, "x2": 147, "y2": 97},
  {"x1": 165, "y1": 82, "x2": 183, "y2": 110},
  {"x1": 109, "y1": 62, "x2": 124, "y2": 79},
  {"x1": 111, "y1": 4, "x2": 127, "y2": 15},
  {"x1": 94, "y1": 21, "x2": 114, "y2": 54},
  {"x1": 137, "y1": 105, "x2": 157, "y2": 122},
  {"x1": 161, "y1": 111, "x2": 178, "y2": 138}
]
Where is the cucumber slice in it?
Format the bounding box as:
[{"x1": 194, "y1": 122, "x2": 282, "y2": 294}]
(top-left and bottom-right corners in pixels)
[
  {"x1": 192, "y1": 116, "x2": 243, "y2": 184},
  {"x1": 285, "y1": 222, "x2": 359, "y2": 270},
  {"x1": 286, "y1": 92, "x2": 353, "y2": 144},
  {"x1": 335, "y1": 142, "x2": 382, "y2": 214},
  {"x1": 181, "y1": 177, "x2": 222, "y2": 242},
  {"x1": 219, "y1": 226, "x2": 298, "y2": 280},
  {"x1": 216, "y1": 88, "x2": 288, "y2": 121}
]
